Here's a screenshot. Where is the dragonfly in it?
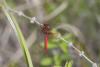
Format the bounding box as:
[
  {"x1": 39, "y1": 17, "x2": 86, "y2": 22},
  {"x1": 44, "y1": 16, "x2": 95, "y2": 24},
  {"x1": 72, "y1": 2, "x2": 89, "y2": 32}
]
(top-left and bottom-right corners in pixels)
[{"x1": 40, "y1": 24, "x2": 54, "y2": 51}]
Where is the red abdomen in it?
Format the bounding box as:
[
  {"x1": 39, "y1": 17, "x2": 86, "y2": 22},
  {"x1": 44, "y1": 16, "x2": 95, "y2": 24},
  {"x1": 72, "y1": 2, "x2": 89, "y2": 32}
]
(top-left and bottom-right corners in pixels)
[{"x1": 44, "y1": 34, "x2": 47, "y2": 51}]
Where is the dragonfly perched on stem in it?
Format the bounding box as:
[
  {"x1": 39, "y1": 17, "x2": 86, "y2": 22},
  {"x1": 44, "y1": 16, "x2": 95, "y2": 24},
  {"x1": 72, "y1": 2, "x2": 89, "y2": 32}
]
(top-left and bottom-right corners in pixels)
[{"x1": 40, "y1": 24, "x2": 55, "y2": 52}]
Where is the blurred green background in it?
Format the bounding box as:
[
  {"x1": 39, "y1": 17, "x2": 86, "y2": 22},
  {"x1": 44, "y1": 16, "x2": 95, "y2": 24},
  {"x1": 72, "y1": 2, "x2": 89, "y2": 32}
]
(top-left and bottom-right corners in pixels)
[{"x1": 0, "y1": 0, "x2": 100, "y2": 67}]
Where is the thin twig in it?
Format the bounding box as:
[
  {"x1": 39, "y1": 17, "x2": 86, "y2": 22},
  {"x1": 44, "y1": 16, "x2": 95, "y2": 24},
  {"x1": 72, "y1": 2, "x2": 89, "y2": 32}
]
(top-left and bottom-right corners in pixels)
[{"x1": 57, "y1": 35, "x2": 97, "y2": 67}]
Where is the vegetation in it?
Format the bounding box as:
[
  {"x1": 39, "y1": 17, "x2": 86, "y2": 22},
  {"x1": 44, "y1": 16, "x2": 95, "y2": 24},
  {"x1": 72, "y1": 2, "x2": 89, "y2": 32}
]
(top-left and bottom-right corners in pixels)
[{"x1": 0, "y1": 0, "x2": 99, "y2": 67}]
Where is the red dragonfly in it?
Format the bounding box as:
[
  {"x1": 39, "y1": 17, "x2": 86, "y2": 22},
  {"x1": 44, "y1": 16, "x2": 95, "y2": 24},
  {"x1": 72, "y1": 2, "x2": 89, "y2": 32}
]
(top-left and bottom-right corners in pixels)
[{"x1": 41, "y1": 24, "x2": 53, "y2": 51}]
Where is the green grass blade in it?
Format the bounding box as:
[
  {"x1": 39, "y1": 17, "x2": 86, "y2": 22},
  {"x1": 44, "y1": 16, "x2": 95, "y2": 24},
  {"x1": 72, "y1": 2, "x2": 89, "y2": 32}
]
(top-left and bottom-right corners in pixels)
[
  {"x1": 0, "y1": 1, "x2": 33, "y2": 67},
  {"x1": 64, "y1": 60, "x2": 73, "y2": 67}
]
